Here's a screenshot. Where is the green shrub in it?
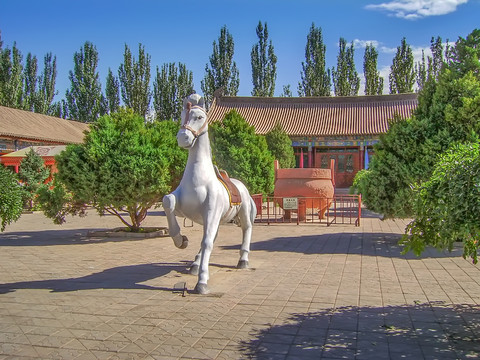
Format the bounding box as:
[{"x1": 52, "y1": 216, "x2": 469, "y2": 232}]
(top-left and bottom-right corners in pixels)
[
  {"x1": 38, "y1": 108, "x2": 187, "y2": 231},
  {"x1": 0, "y1": 166, "x2": 23, "y2": 231},
  {"x1": 402, "y1": 141, "x2": 480, "y2": 263},
  {"x1": 18, "y1": 148, "x2": 50, "y2": 210},
  {"x1": 210, "y1": 110, "x2": 275, "y2": 195},
  {"x1": 265, "y1": 122, "x2": 295, "y2": 169}
]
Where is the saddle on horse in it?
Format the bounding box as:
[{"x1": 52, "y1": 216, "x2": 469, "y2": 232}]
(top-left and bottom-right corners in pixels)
[{"x1": 214, "y1": 166, "x2": 242, "y2": 206}]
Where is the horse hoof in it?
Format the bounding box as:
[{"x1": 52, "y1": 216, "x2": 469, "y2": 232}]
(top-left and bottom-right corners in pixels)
[
  {"x1": 194, "y1": 283, "x2": 210, "y2": 295},
  {"x1": 237, "y1": 260, "x2": 249, "y2": 269},
  {"x1": 189, "y1": 264, "x2": 199, "y2": 275},
  {"x1": 179, "y1": 236, "x2": 188, "y2": 249}
]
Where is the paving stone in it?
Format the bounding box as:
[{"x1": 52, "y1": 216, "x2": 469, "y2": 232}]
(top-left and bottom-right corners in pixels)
[{"x1": 1, "y1": 211, "x2": 479, "y2": 359}]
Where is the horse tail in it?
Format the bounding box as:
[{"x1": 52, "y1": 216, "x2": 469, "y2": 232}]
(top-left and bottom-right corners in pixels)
[{"x1": 249, "y1": 195, "x2": 257, "y2": 224}]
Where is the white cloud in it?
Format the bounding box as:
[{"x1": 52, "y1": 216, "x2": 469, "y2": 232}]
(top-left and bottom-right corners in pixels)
[
  {"x1": 353, "y1": 39, "x2": 380, "y2": 49},
  {"x1": 353, "y1": 39, "x2": 397, "y2": 54},
  {"x1": 365, "y1": 0, "x2": 469, "y2": 19},
  {"x1": 379, "y1": 45, "x2": 397, "y2": 54}
]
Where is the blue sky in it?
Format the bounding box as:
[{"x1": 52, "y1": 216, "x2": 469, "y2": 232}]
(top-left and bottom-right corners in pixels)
[{"x1": 0, "y1": 0, "x2": 479, "y2": 100}]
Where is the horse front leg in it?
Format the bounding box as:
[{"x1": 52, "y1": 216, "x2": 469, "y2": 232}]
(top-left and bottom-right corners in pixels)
[
  {"x1": 189, "y1": 250, "x2": 202, "y2": 275},
  {"x1": 162, "y1": 193, "x2": 188, "y2": 249},
  {"x1": 194, "y1": 213, "x2": 222, "y2": 295}
]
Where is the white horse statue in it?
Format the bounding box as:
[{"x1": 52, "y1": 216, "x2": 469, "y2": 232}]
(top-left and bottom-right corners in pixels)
[{"x1": 163, "y1": 93, "x2": 257, "y2": 294}]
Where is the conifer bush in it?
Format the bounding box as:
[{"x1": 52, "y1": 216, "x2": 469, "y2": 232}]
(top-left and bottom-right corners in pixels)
[
  {"x1": 210, "y1": 110, "x2": 275, "y2": 195},
  {"x1": 37, "y1": 109, "x2": 187, "y2": 231}
]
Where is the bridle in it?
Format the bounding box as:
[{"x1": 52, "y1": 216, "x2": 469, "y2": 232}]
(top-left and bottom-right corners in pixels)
[{"x1": 182, "y1": 102, "x2": 208, "y2": 139}]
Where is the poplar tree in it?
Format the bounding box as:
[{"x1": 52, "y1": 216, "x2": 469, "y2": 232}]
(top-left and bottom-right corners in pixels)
[
  {"x1": 280, "y1": 84, "x2": 292, "y2": 97},
  {"x1": 416, "y1": 50, "x2": 428, "y2": 90},
  {"x1": 428, "y1": 36, "x2": 444, "y2": 81},
  {"x1": 389, "y1": 37, "x2": 416, "y2": 94},
  {"x1": 23, "y1": 53, "x2": 38, "y2": 111},
  {"x1": 36, "y1": 53, "x2": 57, "y2": 115},
  {"x1": 153, "y1": 62, "x2": 194, "y2": 121},
  {"x1": 416, "y1": 37, "x2": 445, "y2": 91},
  {"x1": 201, "y1": 25, "x2": 239, "y2": 107},
  {"x1": 105, "y1": 68, "x2": 120, "y2": 114},
  {"x1": 332, "y1": 38, "x2": 360, "y2": 96},
  {"x1": 363, "y1": 44, "x2": 384, "y2": 95},
  {"x1": 0, "y1": 41, "x2": 23, "y2": 108},
  {"x1": 118, "y1": 43, "x2": 151, "y2": 117},
  {"x1": 298, "y1": 23, "x2": 331, "y2": 96},
  {"x1": 251, "y1": 21, "x2": 277, "y2": 97},
  {"x1": 65, "y1": 41, "x2": 106, "y2": 122}
]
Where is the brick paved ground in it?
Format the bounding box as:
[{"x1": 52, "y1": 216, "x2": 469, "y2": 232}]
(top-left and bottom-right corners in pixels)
[{"x1": 0, "y1": 209, "x2": 479, "y2": 359}]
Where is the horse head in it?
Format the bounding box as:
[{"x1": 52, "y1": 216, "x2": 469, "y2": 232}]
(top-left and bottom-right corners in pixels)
[{"x1": 177, "y1": 94, "x2": 208, "y2": 149}]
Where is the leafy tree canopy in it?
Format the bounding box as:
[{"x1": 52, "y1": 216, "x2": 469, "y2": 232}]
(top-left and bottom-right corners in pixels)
[{"x1": 210, "y1": 110, "x2": 274, "y2": 195}]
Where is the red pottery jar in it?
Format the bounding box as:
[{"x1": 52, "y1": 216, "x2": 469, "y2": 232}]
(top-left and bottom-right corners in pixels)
[{"x1": 274, "y1": 163, "x2": 334, "y2": 220}]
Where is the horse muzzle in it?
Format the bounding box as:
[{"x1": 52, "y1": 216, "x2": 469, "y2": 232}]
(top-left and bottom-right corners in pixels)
[{"x1": 177, "y1": 129, "x2": 195, "y2": 149}]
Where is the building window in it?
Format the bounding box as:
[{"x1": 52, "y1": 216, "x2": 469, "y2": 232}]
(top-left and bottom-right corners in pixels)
[
  {"x1": 338, "y1": 155, "x2": 345, "y2": 173},
  {"x1": 346, "y1": 154, "x2": 354, "y2": 173}
]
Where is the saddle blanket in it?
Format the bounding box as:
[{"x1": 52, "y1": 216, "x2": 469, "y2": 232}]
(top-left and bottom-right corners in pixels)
[{"x1": 215, "y1": 167, "x2": 242, "y2": 206}]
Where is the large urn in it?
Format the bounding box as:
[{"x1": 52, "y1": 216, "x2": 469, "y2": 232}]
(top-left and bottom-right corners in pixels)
[{"x1": 274, "y1": 161, "x2": 334, "y2": 220}]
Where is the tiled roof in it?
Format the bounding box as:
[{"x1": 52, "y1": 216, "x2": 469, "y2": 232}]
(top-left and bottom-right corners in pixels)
[
  {"x1": 0, "y1": 106, "x2": 89, "y2": 144},
  {"x1": 207, "y1": 93, "x2": 418, "y2": 137}
]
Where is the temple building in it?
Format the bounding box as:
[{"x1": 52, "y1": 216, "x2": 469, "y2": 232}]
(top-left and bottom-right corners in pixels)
[
  {"x1": 208, "y1": 92, "x2": 418, "y2": 187},
  {"x1": 0, "y1": 105, "x2": 88, "y2": 173}
]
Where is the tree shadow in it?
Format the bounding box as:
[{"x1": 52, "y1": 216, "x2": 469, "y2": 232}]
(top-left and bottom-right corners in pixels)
[
  {"x1": 240, "y1": 302, "x2": 480, "y2": 359},
  {"x1": 0, "y1": 262, "x2": 185, "y2": 294},
  {"x1": 220, "y1": 233, "x2": 463, "y2": 259},
  {"x1": 0, "y1": 228, "x2": 170, "y2": 246}
]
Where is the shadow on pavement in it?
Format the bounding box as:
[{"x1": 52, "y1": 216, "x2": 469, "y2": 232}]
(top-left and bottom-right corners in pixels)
[
  {"x1": 0, "y1": 229, "x2": 170, "y2": 246},
  {"x1": 0, "y1": 262, "x2": 184, "y2": 294},
  {"x1": 240, "y1": 302, "x2": 480, "y2": 359},
  {"x1": 221, "y1": 233, "x2": 463, "y2": 259}
]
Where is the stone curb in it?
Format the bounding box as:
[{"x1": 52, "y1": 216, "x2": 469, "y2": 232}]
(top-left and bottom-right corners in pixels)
[{"x1": 87, "y1": 227, "x2": 169, "y2": 238}]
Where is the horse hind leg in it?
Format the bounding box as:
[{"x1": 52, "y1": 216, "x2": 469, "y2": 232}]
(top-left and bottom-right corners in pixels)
[
  {"x1": 237, "y1": 196, "x2": 256, "y2": 269},
  {"x1": 162, "y1": 193, "x2": 188, "y2": 249}
]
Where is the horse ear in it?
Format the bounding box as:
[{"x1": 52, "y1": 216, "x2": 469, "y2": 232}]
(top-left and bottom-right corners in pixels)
[
  {"x1": 183, "y1": 97, "x2": 190, "y2": 110},
  {"x1": 197, "y1": 96, "x2": 205, "y2": 109},
  {"x1": 185, "y1": 93, "x2": 205, "y2": 110}
]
